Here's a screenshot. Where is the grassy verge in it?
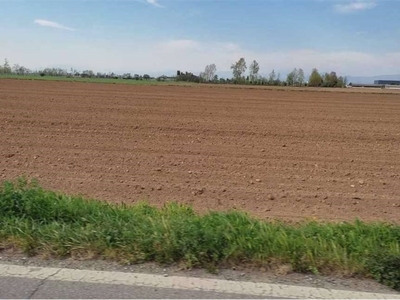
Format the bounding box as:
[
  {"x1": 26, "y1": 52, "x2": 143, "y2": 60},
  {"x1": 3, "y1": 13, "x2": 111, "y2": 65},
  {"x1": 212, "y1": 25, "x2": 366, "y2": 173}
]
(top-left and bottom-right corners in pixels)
[{"x1": 1, "y1": 178, "x2": 400, "y2": 290}]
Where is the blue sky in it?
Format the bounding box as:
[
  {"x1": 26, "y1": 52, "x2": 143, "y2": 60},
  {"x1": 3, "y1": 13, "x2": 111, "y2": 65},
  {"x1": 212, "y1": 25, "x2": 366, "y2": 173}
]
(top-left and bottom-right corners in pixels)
[{"x1": 1, "y1": 0, "x2": 399, "y2": 77}]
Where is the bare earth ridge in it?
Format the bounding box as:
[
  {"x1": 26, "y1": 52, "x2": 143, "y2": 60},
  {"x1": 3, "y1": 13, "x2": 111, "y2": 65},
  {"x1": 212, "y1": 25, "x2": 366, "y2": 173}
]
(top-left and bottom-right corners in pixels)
[{"x1": 1, "y1": 79, "x2": 400, "y2": 222}]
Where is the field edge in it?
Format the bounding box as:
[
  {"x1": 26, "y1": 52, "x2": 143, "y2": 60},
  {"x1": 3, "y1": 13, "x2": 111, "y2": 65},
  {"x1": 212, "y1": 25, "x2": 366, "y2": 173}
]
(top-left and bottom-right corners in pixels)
[{"x1": 1, "y1": 177, "x2": 400, "y2": 291}]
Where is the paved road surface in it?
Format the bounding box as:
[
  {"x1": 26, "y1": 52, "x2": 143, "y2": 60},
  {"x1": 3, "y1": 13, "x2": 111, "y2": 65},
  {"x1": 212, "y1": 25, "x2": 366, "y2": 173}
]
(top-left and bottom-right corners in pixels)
[
  {"x1": 1, "y1": 264, "x2": 399, "y2": 299},
  {"x1": 0, "y1": 277, "x2": 267, "y2": 299}
]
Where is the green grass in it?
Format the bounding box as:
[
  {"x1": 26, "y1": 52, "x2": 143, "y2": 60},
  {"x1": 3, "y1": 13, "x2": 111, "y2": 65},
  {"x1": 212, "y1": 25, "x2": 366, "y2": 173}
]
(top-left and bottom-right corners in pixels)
[
  {"x1": 1, "y1": 178, "x2": 400, "y2": 290},
  {"x1": 0, "y1": 74, "x2": 196, "y2": 86}
]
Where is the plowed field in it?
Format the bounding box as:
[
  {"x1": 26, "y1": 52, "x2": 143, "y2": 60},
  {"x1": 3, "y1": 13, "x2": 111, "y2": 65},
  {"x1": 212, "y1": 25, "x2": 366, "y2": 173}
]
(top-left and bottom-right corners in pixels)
[{"x1": 1, "y1": 79, "x2": 400, "y2": 222}]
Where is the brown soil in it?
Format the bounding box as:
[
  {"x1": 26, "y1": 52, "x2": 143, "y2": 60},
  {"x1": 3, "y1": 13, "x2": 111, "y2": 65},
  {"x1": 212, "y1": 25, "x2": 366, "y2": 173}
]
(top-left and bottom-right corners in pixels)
[{"x1": 1, "y1": 79, "x2": 400, "y2": 222}]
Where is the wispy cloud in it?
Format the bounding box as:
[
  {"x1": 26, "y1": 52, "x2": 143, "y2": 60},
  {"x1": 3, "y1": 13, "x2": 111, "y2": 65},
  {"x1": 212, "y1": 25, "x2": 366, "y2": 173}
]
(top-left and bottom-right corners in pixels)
[
  {"x1": 34, "y1": 19, "x2": 75, "y2": 31},
  {"x1": 146, "y1": 0, "x2": 163, "y2": 8},
  {"x1": 334, "y1": 1, "x2": 377, "y2": 13}
]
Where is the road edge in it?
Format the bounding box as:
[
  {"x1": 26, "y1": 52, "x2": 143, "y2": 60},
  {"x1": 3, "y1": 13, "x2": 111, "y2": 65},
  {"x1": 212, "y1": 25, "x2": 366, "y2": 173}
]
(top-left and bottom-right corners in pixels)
[{"x1": 1, "y1": 263, "x2": 399, "y2": 299}]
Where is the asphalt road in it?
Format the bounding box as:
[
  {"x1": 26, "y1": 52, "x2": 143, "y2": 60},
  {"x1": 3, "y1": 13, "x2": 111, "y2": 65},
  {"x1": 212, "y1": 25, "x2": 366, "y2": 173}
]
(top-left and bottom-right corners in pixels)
[
  {"x1": 0, "y1": 277, "x2": 267, "y2": 299},
  {"x1": 1, "y1": 263, "x2": 399, "y2": 299}
]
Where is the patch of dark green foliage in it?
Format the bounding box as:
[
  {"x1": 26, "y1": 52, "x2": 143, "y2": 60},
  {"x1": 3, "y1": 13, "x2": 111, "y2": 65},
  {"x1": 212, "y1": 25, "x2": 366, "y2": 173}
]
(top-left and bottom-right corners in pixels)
[
  {"x1": 0, "y1": 178, "x2": 400, "y2": 290},
  {"x1": 366, "y1": 252, "x2": 400, "y2": 291}
]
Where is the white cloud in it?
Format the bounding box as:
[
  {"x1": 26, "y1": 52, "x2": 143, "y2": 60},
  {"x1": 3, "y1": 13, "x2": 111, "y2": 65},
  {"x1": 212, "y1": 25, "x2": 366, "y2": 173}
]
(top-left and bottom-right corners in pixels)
[
  {"x1": 146, "y1": 0, "x2": 163, "y2": 8},
  {"x1": 334, "y1": 1, "x2": 377, "y2": 13},
  {"x1": 34, "y1": 19, "x2": 75, "y2": 31}
]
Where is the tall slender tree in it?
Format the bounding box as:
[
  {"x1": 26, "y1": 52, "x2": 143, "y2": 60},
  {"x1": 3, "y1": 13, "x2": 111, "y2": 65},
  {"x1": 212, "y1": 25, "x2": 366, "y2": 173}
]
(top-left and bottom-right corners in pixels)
[
  {"x1": 249, "y1": 60, "x2": 260, "y2": 82},
  {"x1": 297, "y1": 68, "x2": 305, "y2": 86},
  {"x1": 200, "y1": 64, "x2": 217, "y2": 82},
  {"x1": 3, "y1": 58, "x2": 11, "y2": 74},
  {"x1": 230, "y1": 58, "x2": 247, "y2": 83}
]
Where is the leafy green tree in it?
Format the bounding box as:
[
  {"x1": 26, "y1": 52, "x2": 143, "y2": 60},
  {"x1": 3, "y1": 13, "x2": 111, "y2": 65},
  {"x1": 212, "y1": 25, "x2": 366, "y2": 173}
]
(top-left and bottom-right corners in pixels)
[
  {"x1": 230, "y1": 57, "x2": 247, "y2": 83},
  {"x1": 276, "y1": 73, "x2": 282, "y2": 86},
  {"x1": 82, "y1": 70, "x2": 94, "y2": 78},
  {"x1": 308, "y1": 68, "x2": 323, "y2": 87},
  {"x1": 249, "y1": 60, "x2": 260, "y2": 82},
  {"x1": 286, "y1": 72, "x2": 294, "y2": 86},
  {"x1": 330, "y1": 71, "x2": 338, "y2": 87},
  {"x1": 3, "y1": 58, "x2": 11, "y2": 74},
  {"x1": 286, "y1": 68, "x2": 299, "y2": 86},
  {"x1": 322, "y1": 73, "x2": 329, "y2": 87},
  {"x1": 337, "y1": 76, "x2": 347, "y2": 88},
  {"x1": 322, "y1": 71, "x2": 338, "y2": 87},
  {"x1": 268, "y1": 69, "x2": 276, "y2": 85}
]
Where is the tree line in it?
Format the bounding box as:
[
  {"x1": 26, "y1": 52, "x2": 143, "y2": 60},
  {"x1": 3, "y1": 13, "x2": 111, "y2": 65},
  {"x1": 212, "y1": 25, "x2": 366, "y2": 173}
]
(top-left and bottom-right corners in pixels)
[
  {"x1": 0, "y1": 58, "x2": 347, "y2": 87},
  {"x1": 181, "y1": 58, "x2": 347, "y2": 87},
  {"x1": 0, "y1": 58, "x2": 152, "y2": 80}
]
